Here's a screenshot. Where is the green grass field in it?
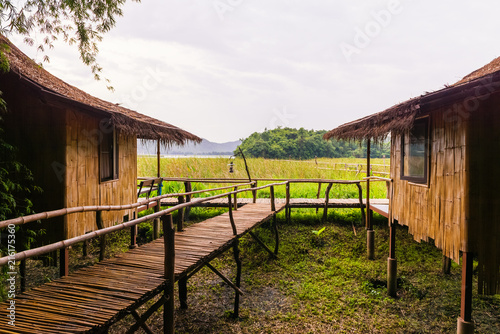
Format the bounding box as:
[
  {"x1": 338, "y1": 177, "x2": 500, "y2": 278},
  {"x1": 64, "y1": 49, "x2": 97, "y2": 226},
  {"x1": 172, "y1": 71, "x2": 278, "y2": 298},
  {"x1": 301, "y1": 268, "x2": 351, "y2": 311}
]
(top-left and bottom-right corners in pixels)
[
  {"x1": 127, "y1": 156, "x2": 500, "y2": 333},
  {"x1": 138, "y1": 156, "x2": 390, "y2": 199}
]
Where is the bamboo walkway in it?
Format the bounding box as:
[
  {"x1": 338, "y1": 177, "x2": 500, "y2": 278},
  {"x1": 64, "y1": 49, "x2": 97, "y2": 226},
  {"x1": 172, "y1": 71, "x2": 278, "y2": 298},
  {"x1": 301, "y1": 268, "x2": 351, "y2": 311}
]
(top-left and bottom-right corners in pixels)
[
  {"x1": 0, "y1": 203, "x2": 284, "y2": 334},
  {"x1": 161, "y1": 197, "x2": 389, "y2": 209}
]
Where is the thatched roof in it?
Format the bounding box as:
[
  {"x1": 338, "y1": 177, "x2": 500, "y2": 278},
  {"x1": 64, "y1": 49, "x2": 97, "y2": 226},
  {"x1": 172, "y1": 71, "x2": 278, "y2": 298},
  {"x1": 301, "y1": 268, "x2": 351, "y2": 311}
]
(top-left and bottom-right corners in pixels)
[
  {"x1": 324, "y1": 57, "x2": 500, "y2": 142},
  {"x1": 0, "y1": 35, "x2": 201, "y2": 146}
]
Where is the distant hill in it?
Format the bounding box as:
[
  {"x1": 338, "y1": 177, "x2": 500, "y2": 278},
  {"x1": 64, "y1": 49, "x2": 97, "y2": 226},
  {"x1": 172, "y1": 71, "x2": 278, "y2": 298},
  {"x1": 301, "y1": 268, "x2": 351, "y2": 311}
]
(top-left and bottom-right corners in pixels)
[{"x1": 138, "y1": 139, "x2": 241, "y2": 156}]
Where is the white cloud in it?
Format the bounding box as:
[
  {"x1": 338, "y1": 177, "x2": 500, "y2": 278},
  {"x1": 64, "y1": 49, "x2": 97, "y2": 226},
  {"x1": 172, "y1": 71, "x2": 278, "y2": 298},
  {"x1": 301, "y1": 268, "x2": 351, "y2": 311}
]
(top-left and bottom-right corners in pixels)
[{"x1": 8, "y1": 0, "x2": 500, "y2": 142}]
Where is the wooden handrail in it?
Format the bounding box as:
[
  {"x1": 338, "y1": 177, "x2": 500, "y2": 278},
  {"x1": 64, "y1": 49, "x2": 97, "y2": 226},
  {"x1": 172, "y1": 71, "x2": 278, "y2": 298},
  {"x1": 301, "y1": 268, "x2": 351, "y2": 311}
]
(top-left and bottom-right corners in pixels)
[
  {"x1": 0, "y1": 182, "x2": 256, "y2": 229},
  {"x1": 0, "y1": 182, "x2": 288, "y2": 266}
]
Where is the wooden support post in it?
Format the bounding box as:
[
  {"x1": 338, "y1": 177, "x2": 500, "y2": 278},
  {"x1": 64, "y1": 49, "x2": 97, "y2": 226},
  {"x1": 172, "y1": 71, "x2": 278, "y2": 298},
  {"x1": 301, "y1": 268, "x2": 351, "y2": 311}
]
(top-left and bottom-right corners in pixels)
[
  {"x1": 157, "y1": 139, "x2": 161, "y2": 178},
  {"x1": 59, "y1": 247, "x2": 69, "y2": 277},
  {"x1": 252, "y1": 181, "x2": 257, "y2": 203},
  {"x1": 82, "y1": 239, "x2": 88, "y2": 256},
  {"x1": 228, "y1": 195, "x2": 237, "y2": 235},
  {"x1": 457, "y1": 252, "x2": 474, "y2": 334},
  {"x1": 286, "y1": 182, "x2": 291, "y2": 223},
  {"x1": 177, "y1": 196, "x2": 185, "y2": 232},
  {"x1": 153, "y1": 199, "x2": 160, "y2": 240},
  {"x1": 273, "y1": 215, "x2": 279, "y2": 256},
  {"x1": 387, "y1": 221, "x2": 397, "y2": 297},
  {"x1": 316, "y1": 182, "x2": 322, "y2": 214},
  {"x1": 20, "y1": 259, "x2": 26, "y2": 292},
  {"x1": 233, "y1": 186, "x2": 238, "y2": 211},
  {"x1": 179, "y1": 277, "x2": 188, "y2": 309},
  {"x1": 323, "y1": 183, "x2": 333, "y2": 222},
  {"x1": 442, "y1": 255, "x2": 452, "y2": 275},
  {"x1": 366, "y1": 139, "x2": 371, "y2": 230},
  {"x1": 130, "y1": 212, "x2": 137, "y2": 249},
  {"x1": 366, "y1": 139, "x2": 375, "y2": 260},
  {"x1": 232, "y1": 240, "x2": 242, "y2": 318},
  {"x1": 162, "y1": 214, "x2": 175, "y2": 334},
  {"x1": 184, "y1": 181, "x2": 192, "y2": 220},
  {"x1": 96, "y1": 211, "x2": 106, "y2": 262},
  {"x1": 270, "y1": 186, "x2": 276, "y2": 212}
]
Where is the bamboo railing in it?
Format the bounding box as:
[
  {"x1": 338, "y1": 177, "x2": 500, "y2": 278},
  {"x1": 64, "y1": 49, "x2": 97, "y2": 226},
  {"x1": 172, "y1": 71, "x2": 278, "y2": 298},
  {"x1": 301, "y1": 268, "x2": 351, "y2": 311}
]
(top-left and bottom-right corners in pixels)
[{"x1": 0, "y1": 181, "x2": 290, "y2": 266}]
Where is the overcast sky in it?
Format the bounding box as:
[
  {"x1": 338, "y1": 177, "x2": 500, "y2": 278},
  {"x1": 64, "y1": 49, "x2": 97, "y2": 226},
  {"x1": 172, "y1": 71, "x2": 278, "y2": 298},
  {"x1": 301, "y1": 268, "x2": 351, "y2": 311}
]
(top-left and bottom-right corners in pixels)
[{"x1": 10, "y1": 0, "x2": 500, "y2": 143}]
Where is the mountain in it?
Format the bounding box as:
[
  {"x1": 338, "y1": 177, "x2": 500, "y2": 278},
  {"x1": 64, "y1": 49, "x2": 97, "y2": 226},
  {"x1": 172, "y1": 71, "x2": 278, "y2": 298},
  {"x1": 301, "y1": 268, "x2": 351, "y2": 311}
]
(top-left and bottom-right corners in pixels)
[{"x1": 137, "y1": 139, "x2": 241, "y2": 156}]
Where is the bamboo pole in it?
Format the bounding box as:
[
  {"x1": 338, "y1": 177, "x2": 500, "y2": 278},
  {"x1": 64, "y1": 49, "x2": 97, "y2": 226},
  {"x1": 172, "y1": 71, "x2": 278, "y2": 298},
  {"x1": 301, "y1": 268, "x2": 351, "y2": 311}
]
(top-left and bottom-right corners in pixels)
[
  {"x1": 322, "y1": 183, "x2": 333, "y2": 222},
  {"x1": 162, "y1": 214, "x2": 175, "y2": 334},
  {"x1": 129, "y1": 212, "x2": 137, "y2": 249},
  {"x1": 270, "y1": 186, "x2": 276, "y2": 212},
  {"x1": 157, "y1": 140, "x2": 161, "y2": 178},
  {"x1": 457, "y1": 252, "x2": 474, "y2": 334},
  {"x1": 228, "y1": 195, "x2": 237, "y2": 235},
  {"x1": 59, "y1": 247, "x2": 69, "y2": 277},
  {"x1": 96, "y1": 211, "x2": 105, "y2": 262}
]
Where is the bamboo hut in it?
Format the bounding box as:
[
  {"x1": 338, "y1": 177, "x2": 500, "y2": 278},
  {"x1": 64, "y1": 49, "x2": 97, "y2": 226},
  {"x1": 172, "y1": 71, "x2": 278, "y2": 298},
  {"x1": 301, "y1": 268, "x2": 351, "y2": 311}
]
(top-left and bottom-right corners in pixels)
[
  {"x1": 0, "y1": 35, "x2": 201, "y2": 243},
  {"x1": 324, "y1": 58, "x2": 500, "y2": 334}
]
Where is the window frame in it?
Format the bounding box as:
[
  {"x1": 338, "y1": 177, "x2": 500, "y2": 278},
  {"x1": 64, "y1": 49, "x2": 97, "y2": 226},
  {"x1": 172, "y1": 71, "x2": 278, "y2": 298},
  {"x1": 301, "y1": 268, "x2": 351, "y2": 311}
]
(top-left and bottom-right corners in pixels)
[
  {"x1": 99, "y1": 127, "x2": 119, "y2": 183},
  {"x1": 400, "y1": 116, "x2": 430, "y2": 184}
]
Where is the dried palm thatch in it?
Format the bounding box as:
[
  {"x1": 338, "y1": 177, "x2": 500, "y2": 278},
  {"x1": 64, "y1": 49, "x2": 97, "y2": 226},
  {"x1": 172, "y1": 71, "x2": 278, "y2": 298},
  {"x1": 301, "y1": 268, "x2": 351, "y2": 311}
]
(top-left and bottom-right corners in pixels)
[
  {"x1": 0, "y1": 34, "x2": 201, "y2": 146},
  {"x1": 324, "y1": 57, "x2": 500, "y2": 142}
]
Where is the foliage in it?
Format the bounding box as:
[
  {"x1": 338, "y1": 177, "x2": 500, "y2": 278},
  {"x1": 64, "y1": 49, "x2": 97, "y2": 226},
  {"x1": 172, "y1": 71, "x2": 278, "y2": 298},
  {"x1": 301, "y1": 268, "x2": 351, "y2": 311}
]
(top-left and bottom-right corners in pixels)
[
  {"x1": 0, "y1": 0, "x2": 139, "y2": 83},
  {"x1": 237, "y1": 127, "x2": 390, "y2": 160}
]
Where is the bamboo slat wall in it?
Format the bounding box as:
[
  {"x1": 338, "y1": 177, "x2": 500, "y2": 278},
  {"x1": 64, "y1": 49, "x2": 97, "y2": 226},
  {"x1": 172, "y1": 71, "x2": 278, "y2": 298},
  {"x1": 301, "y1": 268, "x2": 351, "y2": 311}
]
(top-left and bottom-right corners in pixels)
[
  {"x1": 1, "y1": 78, "x2": 67, "y2": 243},
  {"x1": 390, "y1": 106, "x2": 467, "y2": 263},
  {"x1": 468, "y1": 94, "x2": 500, "y2": 294},
  {"x1": 64, "y1": 111, "x2": 135, "y2": 239}
]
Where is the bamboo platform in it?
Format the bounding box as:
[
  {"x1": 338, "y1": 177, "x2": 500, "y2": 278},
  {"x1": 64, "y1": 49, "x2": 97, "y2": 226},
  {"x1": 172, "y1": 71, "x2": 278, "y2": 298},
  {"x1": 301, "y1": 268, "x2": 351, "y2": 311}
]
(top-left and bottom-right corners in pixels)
[
  {"x1": 160, "y1": 197, "x2": 389, "y2": 209},
  {"x1": 370, "y1": 204, "x2": 390, "y2": 218},
  {"x1": 0, "y1": 203, "x2": 284, "y2": 334}
]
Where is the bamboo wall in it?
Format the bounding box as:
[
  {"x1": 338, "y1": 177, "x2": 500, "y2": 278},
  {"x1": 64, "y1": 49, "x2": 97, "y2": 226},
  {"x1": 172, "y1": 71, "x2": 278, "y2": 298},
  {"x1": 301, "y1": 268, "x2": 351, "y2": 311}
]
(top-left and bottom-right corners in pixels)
[
  {"x1": 391, "y1": 95, "x2": 500, "y2": 294},
  {"x1": 390, "y1": 107, "x2": 467, "y2": 263},
  {"x1": 1, "y1": 76, "x2": 66, "y2": 244},
  {"x1": 64, "y1": 110, "x2": 136, "y2": 239},
  {"x1": 468, "y1": 94, "x2": 500, "y2": 294}
]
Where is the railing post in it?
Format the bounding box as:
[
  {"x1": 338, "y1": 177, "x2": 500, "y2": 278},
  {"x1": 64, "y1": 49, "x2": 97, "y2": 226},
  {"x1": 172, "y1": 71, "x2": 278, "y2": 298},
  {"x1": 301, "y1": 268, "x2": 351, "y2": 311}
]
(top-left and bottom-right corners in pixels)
[
  {"x1": 59, "y1": 247, "x2": 69, "y2": 277},
  {"x1": 233, "y1": 186, "x2": 238, "y2": 211},
  {"x1": 322, "y1": 183, "x2": 333, "y2": 222},
  {"x1": 96, "y1": 210, "x2": 106, "y2": 262},
  {"x1": 153, "y1": 199, "x2": 160, "y2": 240},
  {"x1": 270, "y1": 186, "x2": 276, "y2": 212},
  {"x1": 252, "y1": 181, "x2": 257, "y2": 203},
  {"x1": 184, "y1": 181, "x2": 192, "y2": 220},
  {"x1": 177, "y1": 196, "x2": 185, "y2": 231},
  {"x1": 228, "y1": 195, "x2": 237, "y2": 235},
  {"x1": 162, "y1": 214, "x2": 175, "y2": 334},
  {"x1": 316, "y1": 182, "x2": 322, "y2": 214},
  {"x1": 130, "y1": 212, "x2": 137, "y2": 249},
  {"x1": 286, "y1": 182, "x2": 291, "y2": 223}
]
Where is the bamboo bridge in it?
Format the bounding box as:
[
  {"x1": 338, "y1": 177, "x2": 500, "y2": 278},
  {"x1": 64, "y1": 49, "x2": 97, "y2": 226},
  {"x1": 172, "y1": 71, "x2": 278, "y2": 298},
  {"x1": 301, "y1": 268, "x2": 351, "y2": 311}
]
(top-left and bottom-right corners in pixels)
[{"x1": 0, "y1": 178, "x2": 388, "y2": 333}]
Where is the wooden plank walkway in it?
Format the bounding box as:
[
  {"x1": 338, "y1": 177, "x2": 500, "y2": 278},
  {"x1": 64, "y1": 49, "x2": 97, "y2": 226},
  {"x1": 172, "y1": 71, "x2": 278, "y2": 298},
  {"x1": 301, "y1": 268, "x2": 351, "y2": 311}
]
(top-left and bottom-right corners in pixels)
[
  {"x1": 0, "y1": 203, "x2": 284, "y2": 334},
  {"x1": 161, "y1": 197, "x2": 389, "y2": 209},
  {"x1": 370, "y1": 204, "x2": 390, "y2": 218}
]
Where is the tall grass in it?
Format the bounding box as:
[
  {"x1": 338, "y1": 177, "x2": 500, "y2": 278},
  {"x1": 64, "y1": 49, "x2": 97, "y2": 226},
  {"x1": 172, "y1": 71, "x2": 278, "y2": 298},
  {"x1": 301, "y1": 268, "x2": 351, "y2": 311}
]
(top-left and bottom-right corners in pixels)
[{"x1": 138, "y1": 156, "x2": 390, "y2": 199}]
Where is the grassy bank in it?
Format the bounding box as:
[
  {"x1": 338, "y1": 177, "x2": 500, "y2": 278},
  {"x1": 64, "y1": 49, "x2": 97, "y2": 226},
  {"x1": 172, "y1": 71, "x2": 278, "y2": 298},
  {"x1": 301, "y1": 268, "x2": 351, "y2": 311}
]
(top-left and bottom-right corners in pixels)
[
  {"x1": 110, "y1": 210, "x2": 500, "y2": 333},
  {"x1": 132, "y1": 157, "x2": 499, "y2": 333},
  {"x1": 138, "y1": 156, "x2": 390, "y2": 199}
]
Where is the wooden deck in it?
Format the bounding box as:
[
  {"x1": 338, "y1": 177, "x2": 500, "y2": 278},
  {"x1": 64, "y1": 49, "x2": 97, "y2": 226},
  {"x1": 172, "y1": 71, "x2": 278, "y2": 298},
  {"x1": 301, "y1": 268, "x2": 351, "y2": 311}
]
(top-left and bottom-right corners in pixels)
[
  {"x1": 370, "y1": 204, "x2": 390, "y2": 218},
  {"x1": 161, "y1": 197, "x2": 389, "y2": 209},
  {"x1": 0, "y1": 203, "x2": 284, "y2": 334}
]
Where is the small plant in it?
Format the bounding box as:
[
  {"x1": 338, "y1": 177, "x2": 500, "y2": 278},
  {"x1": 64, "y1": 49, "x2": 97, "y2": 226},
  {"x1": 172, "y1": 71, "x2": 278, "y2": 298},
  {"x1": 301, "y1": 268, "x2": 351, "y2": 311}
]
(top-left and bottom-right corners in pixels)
[{"x1": 311, "y1": 227, "x2": 326, "y2": 237}]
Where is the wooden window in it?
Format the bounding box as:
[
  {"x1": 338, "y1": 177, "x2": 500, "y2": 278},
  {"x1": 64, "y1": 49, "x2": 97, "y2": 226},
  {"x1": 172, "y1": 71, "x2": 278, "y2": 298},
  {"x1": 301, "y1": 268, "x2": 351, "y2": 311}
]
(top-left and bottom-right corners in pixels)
[
  {"x1": 401, "y1": 117, "x2": 429, "y2": 184},
  {"x1": 100, "y1": 128, "x2": 119, "y2": 182}
]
